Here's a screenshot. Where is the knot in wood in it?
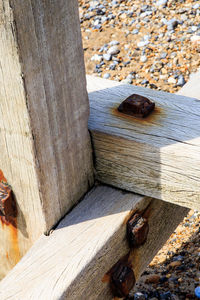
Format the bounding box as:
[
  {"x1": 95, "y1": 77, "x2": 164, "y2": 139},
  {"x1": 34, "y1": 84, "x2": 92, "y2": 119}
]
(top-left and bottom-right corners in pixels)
[
  {"x1": 118, "y1": 94, "x2": 155, "y2": 118},
  {"x1": 127, "y1": 213, "x2": 149, "y2": 248}
]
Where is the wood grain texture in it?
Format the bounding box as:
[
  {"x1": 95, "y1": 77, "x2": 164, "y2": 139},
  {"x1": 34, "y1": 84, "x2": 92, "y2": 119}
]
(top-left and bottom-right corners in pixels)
[
  {"x1": 0, "y1": 185, "x2": 188, "y2": 299},
  {"x1": 11, "y1": 0, "x2": 94, "y2": 230},
  {"x1": 87, "y1": 75, "x2": 200, "y2": 210},
  {"x1": 0, "y1": 0, "x2": 93, "y2": 278}
]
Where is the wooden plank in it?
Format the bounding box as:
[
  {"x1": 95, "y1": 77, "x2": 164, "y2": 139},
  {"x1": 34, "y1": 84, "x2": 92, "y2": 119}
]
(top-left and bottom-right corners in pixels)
[
  {"x1": 87, "y1": 75, "x2": 200, "y2": 210},
  {"x1": 0, "y1": 185, "x2": 188, "y2": 299},
  {"x1": 0, "y1": 0, "x2": 93, "y2": 278}
]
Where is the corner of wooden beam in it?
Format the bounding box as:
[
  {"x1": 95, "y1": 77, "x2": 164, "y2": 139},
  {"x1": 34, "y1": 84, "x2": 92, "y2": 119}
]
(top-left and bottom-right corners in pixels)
[{"x1": 87, "y1": 75, "x2": 200, "y2": 211}]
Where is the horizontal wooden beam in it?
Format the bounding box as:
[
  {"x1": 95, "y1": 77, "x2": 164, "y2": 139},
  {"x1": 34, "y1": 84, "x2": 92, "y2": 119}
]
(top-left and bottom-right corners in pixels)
[
  {"x1": 87, "y1": 75, "x2": 200, "y2": 210},
  {"x1": 0, "y1": 185, "x2": 188, "y2": 299}
]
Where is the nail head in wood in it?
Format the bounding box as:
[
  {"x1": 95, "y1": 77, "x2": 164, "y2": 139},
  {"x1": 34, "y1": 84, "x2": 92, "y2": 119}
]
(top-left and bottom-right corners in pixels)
[
  {"x1": 0, "y1": 182, "x2": 16, "y2": 217},
  {"x1": 118, "y1": 94, "x2": 155, "y2": 118},
  {"x1": 110, "y1": 260, "x2": 136, "y2": 298},
  {"x1": 127, "y1": 213, "x2": 149, "y2": 248}
]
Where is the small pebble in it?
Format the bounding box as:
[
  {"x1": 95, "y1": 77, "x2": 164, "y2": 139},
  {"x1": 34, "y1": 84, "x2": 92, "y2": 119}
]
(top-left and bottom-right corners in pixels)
[
  {"x1": 91, "y1": 54, "x2": 103, "y2": 62},
  {"x1": 168, "y1": 77, "x2": 177, "y2": 84},
  {"x1": 132, "y1": 29, "x2": 139, "y2": 34},
  {"x1": 160, "y1": 52, "x2": 167, "y2": 59},
  {"x1": 103, "y1": 53, "x2": 112, "y2": 61},
  {"x1": 103, "y1": 73, "x2": 111, "y2": 79},
  {"x1": 134, "y1": 292, "x2": 146, "y2": 300},
  {"x1": 137, "y1": 40, "x2": 149, "y2": 47},
  {"x1": 177, "y1": 75, "x2": 186, "y2": 86},
  {"x1": 140, "y1": 55, "x2": 147, "y2": 63},
  {"x1": 156, "y1": 0, "x2": 168, "y2": 7},
  {"x1": 168, "y1": 260, "x2": 181, "y2": 268},
  {"x1": 109, "y1": 64, "x2": 116, "y2": 70},
  {"x1": 109, "y1": 40, "x2": 120, "y2": 46},
  {"x1": 121, "y1": 77, "x2": 132, "y2": 84},
  {"x1": 145, "y1": 274, "x2": 160, "y2": 283},
  {"x1": 167, "y1": 19, "x2": 179, "y2": 31},
  {"x1": 141, "y1": 79, "x2": 149, "y2": 85},
  {"x1": 107, "y1": 45, "x2": 120, "y2": 55},
  {"x1": 191, "y1": 25, "x2": 198, "y2": 32}
]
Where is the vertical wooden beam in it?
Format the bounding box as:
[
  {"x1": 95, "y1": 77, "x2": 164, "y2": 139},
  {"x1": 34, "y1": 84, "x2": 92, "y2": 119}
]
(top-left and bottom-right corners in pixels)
[{"x1": 0, "y1": 0, "x2": 93, "y2": 278}]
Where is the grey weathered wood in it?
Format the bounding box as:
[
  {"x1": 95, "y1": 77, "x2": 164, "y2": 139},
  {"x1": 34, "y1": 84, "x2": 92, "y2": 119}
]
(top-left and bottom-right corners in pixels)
[
  {"x1": 87, "y1": 75, "x2": 200, "y2": 210},
  {"x1": 0, "y1": 185, "x2": 188, "y2": 300},
  {"x1": 0, "y1": 0, "x2": 93, "y2": 278}
]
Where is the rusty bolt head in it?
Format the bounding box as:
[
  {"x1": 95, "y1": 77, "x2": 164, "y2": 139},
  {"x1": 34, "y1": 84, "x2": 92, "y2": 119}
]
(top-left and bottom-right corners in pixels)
[
  {"x1": 110, "y1": 261, "x2": 135, "y2": 298},
  {"x1": 0, "y1": 182, "x2": 16, "y2": 217},
  {"x1": 127, "y1": 213, "x2": 149, "y2": 248},
  {"x1": 118, "y1": 94, "x2": 155, "y2": 118}
]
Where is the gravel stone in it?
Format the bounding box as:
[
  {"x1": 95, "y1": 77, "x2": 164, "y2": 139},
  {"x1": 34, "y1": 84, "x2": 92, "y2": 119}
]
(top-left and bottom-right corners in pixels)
[
  {"x1": 160, "y1": 52, "x2": 167, "y2": 59},
  {"x1": 103, "y1": 73, "x2": 111, "y2": 79},
  {"x1": 137, "y1": 40, "x2": 149, "y2": 47},
  {"x1": 134, "y1": 292, "x2": 146, "y2": 300},
  {"x1": 168, "y1": 77, "x2": 177, "y2": 84},
  {"x1": 91, "y1": 54, "x2": 103, "y2": 61},
  {"x1": 141, "y1": 79, "x2": 149, "y2": 85},
  {"x1": 107, "y1": 45, "x2": 120, "y2": 55},
  {"x1": 167, "y1": 19, "x2": 179, "y2": 31},
  {"x1": 109, "y1": 64, "x2": 116, "y2": 70},
  {"x1": 177, "y1": 75, "x2": 186, "y2": 86},
  {"x1": 109, "y1": 40, "x2": 120, "y2": 46},
  {"x1": 82, "y1": 0, "x2": 199, "y2": 105},
  {"x1": 140, "y1": 55, "x2": 147, "y2": 62},
  {"x1": 103, "y1": 53, "x2": 112, "y2": 61},
  {"x1": 156, "y1": 0, "x2": 168, "y2": 7},
  {"x1": 132, "y1": 29, "x2": 139, "y2": 35}
]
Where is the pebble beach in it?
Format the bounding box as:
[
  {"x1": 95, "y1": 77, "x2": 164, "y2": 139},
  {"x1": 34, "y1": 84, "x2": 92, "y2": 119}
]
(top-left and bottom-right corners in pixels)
[
  {"x1": 79, "y1": 0, "x2": 200, "y2": 93},
  {"x1": 79, "y1": 0, "x2": 200, "y2": 298}
]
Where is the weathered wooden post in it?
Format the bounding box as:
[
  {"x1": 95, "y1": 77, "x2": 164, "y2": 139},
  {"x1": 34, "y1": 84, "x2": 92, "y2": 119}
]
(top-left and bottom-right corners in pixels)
[{"x1": 0, "y1": 0, "x2": 93, "y2": 278}]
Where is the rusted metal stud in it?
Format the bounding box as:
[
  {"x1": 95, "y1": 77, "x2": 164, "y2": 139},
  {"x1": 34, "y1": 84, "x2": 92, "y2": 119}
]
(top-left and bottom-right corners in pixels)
[
  {"x1": 0, "y1": 182, "x2": 17, "y2": 217},
  {"x1": 118, "y1": 94, "x2": 155, "y2": 118},
  {"x1": 127, "y1": 213, "x2": 149, "y2": 248},
  {"x1": 110, "y1": 260, "x2": 136, "y2": 298}
]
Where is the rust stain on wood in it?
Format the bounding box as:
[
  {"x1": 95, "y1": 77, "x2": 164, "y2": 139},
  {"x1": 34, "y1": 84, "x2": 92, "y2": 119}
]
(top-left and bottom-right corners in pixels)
[
  {"x1": 0, "y1": 216, "x2": 21, "y2": 265},
  {"x1": 0, "y1": 170, "x2": 20, "y2": 265},
  {"x1": 111, "y1": 105, "x2": 163, "y2": 125},
  {"x1": 0, "y1": 170, "x2": 7, "y2": 182},
  {"x1": 123, "y1": 209, "x2": 137, "y2": 225}
]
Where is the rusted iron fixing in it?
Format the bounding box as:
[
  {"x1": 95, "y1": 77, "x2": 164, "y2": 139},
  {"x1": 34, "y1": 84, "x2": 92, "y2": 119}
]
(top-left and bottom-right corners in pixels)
[
  {"x1": 110, "y1": 258, "x2": 136, "y2": 298},
  {"x1": 127, "y1": 213, "x2": 149, "y2": 248},
  {"x1": 0, "y1": 182, "x2": 17, "y2": 217},
  {"x1": 118, "y1": 94, "x2": 155, "y2": 118}
]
